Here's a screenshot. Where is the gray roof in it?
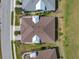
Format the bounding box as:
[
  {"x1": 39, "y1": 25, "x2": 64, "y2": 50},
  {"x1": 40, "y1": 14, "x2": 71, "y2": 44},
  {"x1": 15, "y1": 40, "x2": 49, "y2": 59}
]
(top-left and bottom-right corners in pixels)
[{"x1": 22, "y1": 0, "x2": 56, "y2": 11}]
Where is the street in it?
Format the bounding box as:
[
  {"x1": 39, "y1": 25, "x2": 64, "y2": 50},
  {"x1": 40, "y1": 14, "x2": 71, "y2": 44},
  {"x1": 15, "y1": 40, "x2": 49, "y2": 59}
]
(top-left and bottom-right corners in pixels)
[{"x1": 1, "y1": 0, "x2": 13, "y2": 59}]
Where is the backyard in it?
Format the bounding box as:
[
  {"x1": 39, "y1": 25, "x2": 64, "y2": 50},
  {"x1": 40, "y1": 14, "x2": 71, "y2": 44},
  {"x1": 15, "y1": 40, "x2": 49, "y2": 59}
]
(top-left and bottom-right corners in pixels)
[
  {"x1": 64, "y1": 0, "x2": 79, "y2": 59},
  {"x1": 12, "y1": 40, "x2": 56, "y2": 59}
]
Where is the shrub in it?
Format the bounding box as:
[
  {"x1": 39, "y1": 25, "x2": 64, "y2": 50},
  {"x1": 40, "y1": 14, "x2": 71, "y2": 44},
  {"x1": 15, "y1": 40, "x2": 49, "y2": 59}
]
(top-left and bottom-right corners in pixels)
[
  {"x1": 15, "y1": 7, "x2": 23, "y2": 26},
  {"x1": 59, "y1": 32, "x2": 63, "y2": 36},
  {"x1": 15, "y1": 7, "x2": 22, "y2": 14},
  {"x1": 64, "y1": 36, "x2": 70, "y2": 47},
  {"x1": 11, "y1": 11, "x2": 14, "y2": 25},
  {"x1": 16, "y1": 0, "x2": 22, "y2": 5},
  {"x1": 14, "y1": 31, "x2": 21, "y2": 36}
]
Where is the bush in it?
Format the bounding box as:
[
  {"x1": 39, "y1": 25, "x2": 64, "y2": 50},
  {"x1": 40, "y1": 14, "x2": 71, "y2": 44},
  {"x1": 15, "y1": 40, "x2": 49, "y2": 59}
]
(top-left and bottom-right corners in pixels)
[
  {"x1": 11, "y1": 11, "x2": 14, "y2": 25},
  {"x1": 59, "y1": 32, "x2": 63, "y2": 36},
  {"x1": 23, "y1": 11, "x2": 52, "y2": 16},
  {"x1": 41, "y1": 47, "x2": 47, "y2": 50},
  {"x1": 16, "y1": 0, "x2": 22, "y2": 5},
  {"x1": 15, "y1": 7, "x2": 22, "y2": 14},
  {"x1": 14, "y1": 31, "x2": 21, "y2": 36},
  {"x1": 15, "y1": 15, "x2": 20, "y2": 26},
  {"x1": 35, "y1": 11, "x2": 52, "y2": 16},
  {"x1": 64, "y1": 36, "x2": 70, "y2": 47},
  {"x1": 14, "y1": 40, "x2": 56, "y2": 51},
  {"x1": 15, "y1": 7, "x2": 23, "y2": 26}
]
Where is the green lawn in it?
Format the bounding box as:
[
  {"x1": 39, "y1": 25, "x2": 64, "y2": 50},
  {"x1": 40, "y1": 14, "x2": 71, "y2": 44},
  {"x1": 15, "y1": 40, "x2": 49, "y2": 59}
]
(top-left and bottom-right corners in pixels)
[
  {"x1": 64, "y1": 0, "x2": 79, "y2": 59},
  {"x1": 15, "y1": 7, "x2": 23, "y2": 26},
  {"x1": 64, "y1": 0, "x2": 73, "y2": 25},
  {"x1": 64, "y1": 0, "x2": 74, "y2": 59},
  {"x1": 13, "y1": 40, "x2": 56, "y2": 59}
]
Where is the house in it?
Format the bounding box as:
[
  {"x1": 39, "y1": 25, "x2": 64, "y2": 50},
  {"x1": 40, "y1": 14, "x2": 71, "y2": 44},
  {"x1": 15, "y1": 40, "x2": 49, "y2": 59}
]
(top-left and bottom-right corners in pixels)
[
  {"x1": 22, "y1": 0, "x2": 56, "y2": 11},
  {"x1": 20, "y1": 16, "x2": 56, "y2": 43},
  {"x1": 22, "y1": 49, "x2": 57, "y2": 59}
]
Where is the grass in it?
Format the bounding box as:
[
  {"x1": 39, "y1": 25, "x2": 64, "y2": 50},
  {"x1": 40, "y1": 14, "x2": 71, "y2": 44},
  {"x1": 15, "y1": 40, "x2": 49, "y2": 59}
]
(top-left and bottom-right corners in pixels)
[
  {"x1": 64, "y1": 0, "x2": 73, "y2": 25},
  {"x1": 15, "y1": 7, "x2": 23, "y2": 26},
  {"x1": 64, "y1": 0, "x2": 79, "y2": 59},
  {"x1": 59, "y1": 31, "x2": 63, "y2": 36},
  {"x1": 34, "y1": 11, "x2": 54, "y2": 16},
  {"x1": 15, "y1": 14, "x2": 20, "y2": 26},
  {"x1": 12, "y1": 40, "x2": 56, "y2": 59},
  {"x1": 23, "y1": 11, "x2": 54, "y2": 16},
  {"x1": 64, "y1": 0, "x2": 74, "y2": 58}
]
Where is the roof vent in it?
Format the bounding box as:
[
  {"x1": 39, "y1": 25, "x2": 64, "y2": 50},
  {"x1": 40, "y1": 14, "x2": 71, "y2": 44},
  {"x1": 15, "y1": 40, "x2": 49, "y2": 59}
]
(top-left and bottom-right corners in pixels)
[
  {"x1": 32, "y1": 16, "x2": 40, "y2": 24},
  {"x1": 30, "y1": 51, "x2": 38, "y2": 58},
  {"x1": 32, "y1": 35, "x2": 41, "y2": 44},
  {"x1": 36, "y1": 0, "x2": 45, "y2": 10}
]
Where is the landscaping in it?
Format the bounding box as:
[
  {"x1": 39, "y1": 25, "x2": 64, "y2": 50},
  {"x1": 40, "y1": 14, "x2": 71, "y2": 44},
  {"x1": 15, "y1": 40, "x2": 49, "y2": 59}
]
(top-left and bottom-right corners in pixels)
[
  {"x1": 14, "y1": 31, "x2": 21, "y2": 36},
  {"x1": 64, "y1": 0, "x2": 74, "y2": 59},
  {"x1": 64, "y1": 0, "x2": 79, "y2": 59},
  {"x1": 15, "y1": 7, "x2": 23, "y2": 26},
  {"x1": 24, "y1": 11, "x2": 54, "y2": 16},
  {"x1": 16, "y1": 0, "x2": 22, "y2": 5},
  {"x1": 12, "y1": 40, "x2": 56, "y2": 59}
]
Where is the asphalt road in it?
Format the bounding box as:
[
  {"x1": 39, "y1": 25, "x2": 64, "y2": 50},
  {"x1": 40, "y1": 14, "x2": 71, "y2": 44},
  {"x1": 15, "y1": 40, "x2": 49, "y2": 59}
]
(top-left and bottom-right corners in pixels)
[
  {"x1": 1, "y1": 0, "x2": 13, "y2": 59},
  {"x1": 0, "y1": 3, "x2": 1, "y2": 23}
]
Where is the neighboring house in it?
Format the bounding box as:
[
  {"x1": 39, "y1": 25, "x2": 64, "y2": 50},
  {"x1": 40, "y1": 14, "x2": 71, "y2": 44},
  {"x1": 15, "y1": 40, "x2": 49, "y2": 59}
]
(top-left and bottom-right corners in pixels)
[
  {"x1": 20, "y1": 16, "x2": 56, "y2": 43},
  {"x1": 22, "y1": 49, "x2": 57, "y2": 59},
  {"x1": 22, "y1": 0, "x2": 56, "y2": 11}
]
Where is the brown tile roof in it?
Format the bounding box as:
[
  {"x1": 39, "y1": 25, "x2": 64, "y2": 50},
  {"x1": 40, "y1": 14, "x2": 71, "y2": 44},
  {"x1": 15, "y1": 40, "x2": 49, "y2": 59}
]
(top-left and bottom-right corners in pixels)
[
  {"x1": 21, "y1": 16, "x2": 55, "y2": 43},
  {"x1": 24, "y1": 49, "x2": 57, "y2": 59},
  {"x1": 36, "y1": 49, "x2": 57, "y2": 59}
]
